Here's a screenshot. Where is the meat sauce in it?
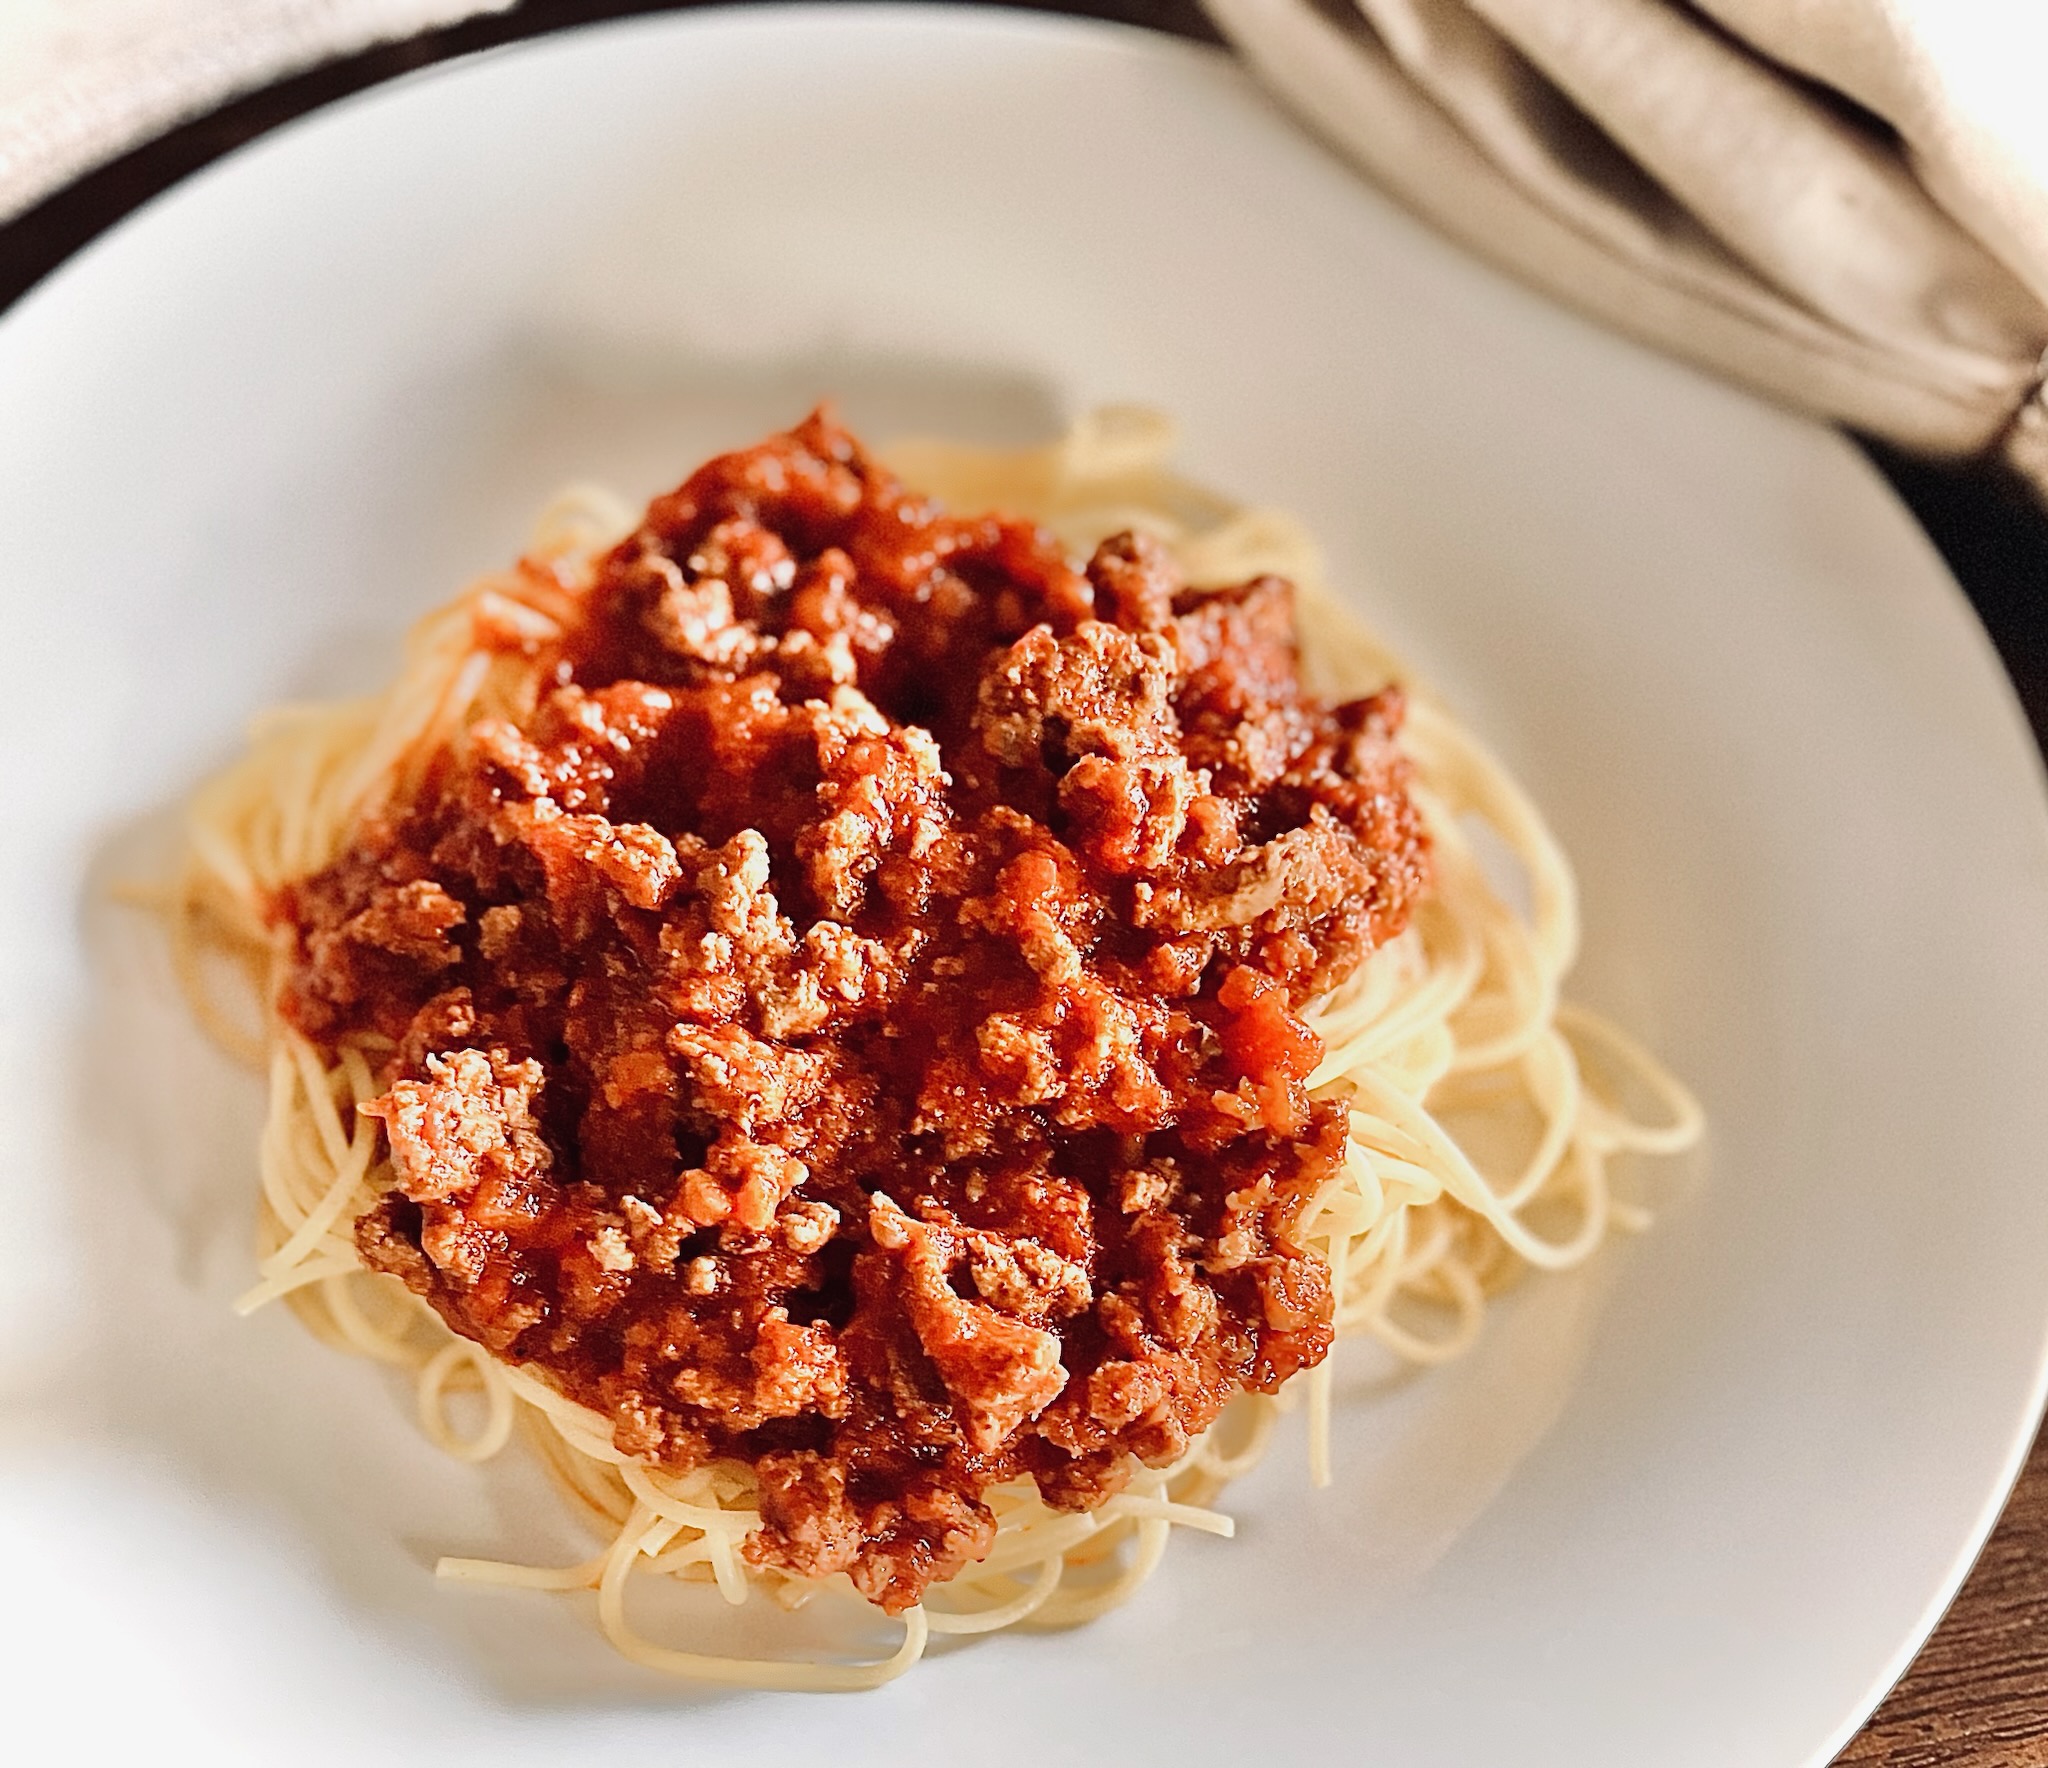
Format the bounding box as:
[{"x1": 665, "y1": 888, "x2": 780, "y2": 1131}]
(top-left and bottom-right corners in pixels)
[{"x1": 282, "y1": 412, "x2": 1431, "y2": 1609}]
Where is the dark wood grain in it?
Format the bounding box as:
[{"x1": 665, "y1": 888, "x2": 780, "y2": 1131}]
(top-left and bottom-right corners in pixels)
[
  {"x1": 1837, "y1": 1422, "x2": 2048, "y2": 1766},
  {"x1": 6, "y1": 2, "x2": 2048, "y2": 1759}
]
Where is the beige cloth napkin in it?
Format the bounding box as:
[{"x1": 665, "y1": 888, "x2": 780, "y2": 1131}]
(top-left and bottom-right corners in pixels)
[
  {"x1": 0, "y1": 0, "x2": 511, "y2": 226},
  {"x1": 1202, "y1": 0, "x2": 2048, "y2": 488}
]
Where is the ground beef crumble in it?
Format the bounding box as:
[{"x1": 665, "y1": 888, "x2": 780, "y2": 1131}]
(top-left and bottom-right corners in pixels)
[{"x1": 278, "y1": 411, "x2": 1431, "y2": 1611}]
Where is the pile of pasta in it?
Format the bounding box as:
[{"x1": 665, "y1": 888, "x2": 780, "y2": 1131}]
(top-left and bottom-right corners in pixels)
[{"x1": 175, "y1": 409, "x2": 1700, "y2": 1689}]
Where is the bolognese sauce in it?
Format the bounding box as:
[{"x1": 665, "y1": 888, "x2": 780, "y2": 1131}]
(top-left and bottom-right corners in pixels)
[{"x1": 278, "y1": 412, "x2": 1430, "y2": 1610}]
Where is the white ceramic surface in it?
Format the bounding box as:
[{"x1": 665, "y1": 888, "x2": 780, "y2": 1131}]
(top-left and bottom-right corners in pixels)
[{"x1": 4, "y1": 8, "x2": 2048, "y2": 1764}]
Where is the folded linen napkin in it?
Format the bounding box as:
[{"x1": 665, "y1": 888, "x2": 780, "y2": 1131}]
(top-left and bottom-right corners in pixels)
[
  {"x1": 0, "y1": 0, "x2": 509, "y2": 226},
  {"x1": 1202, "y1": 0, "x2": 2048, "y2": 491}
]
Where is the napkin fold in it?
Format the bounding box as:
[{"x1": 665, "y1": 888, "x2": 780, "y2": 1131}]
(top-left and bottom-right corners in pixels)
[
  {"x1": 1202, "y1": 0, "x2": 2048, "y2": 490},
  {"x1": 0, "y1": 0, "x2": 510, "y2": 227}
]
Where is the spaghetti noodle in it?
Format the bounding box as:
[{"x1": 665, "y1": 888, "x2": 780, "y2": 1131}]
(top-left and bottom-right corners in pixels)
[{"x1": 174, "y1": 408, "x2": 1699, "y2": 1688}]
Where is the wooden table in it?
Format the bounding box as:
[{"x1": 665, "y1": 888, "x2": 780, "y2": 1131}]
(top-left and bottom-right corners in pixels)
[{"x1": 7, "y1": 1, "x2": 2047, "y2": 1757}]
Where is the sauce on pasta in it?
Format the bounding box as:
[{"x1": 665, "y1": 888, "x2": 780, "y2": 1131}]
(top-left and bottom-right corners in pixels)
[{"x1": 276, "y1": 412, "x2": 1431, "y2": 1610}]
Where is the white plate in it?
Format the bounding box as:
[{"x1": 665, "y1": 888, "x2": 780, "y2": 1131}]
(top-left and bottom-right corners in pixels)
[{"x1": 5, "y1": 7, "x2": 2048, "y2": 1764}]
